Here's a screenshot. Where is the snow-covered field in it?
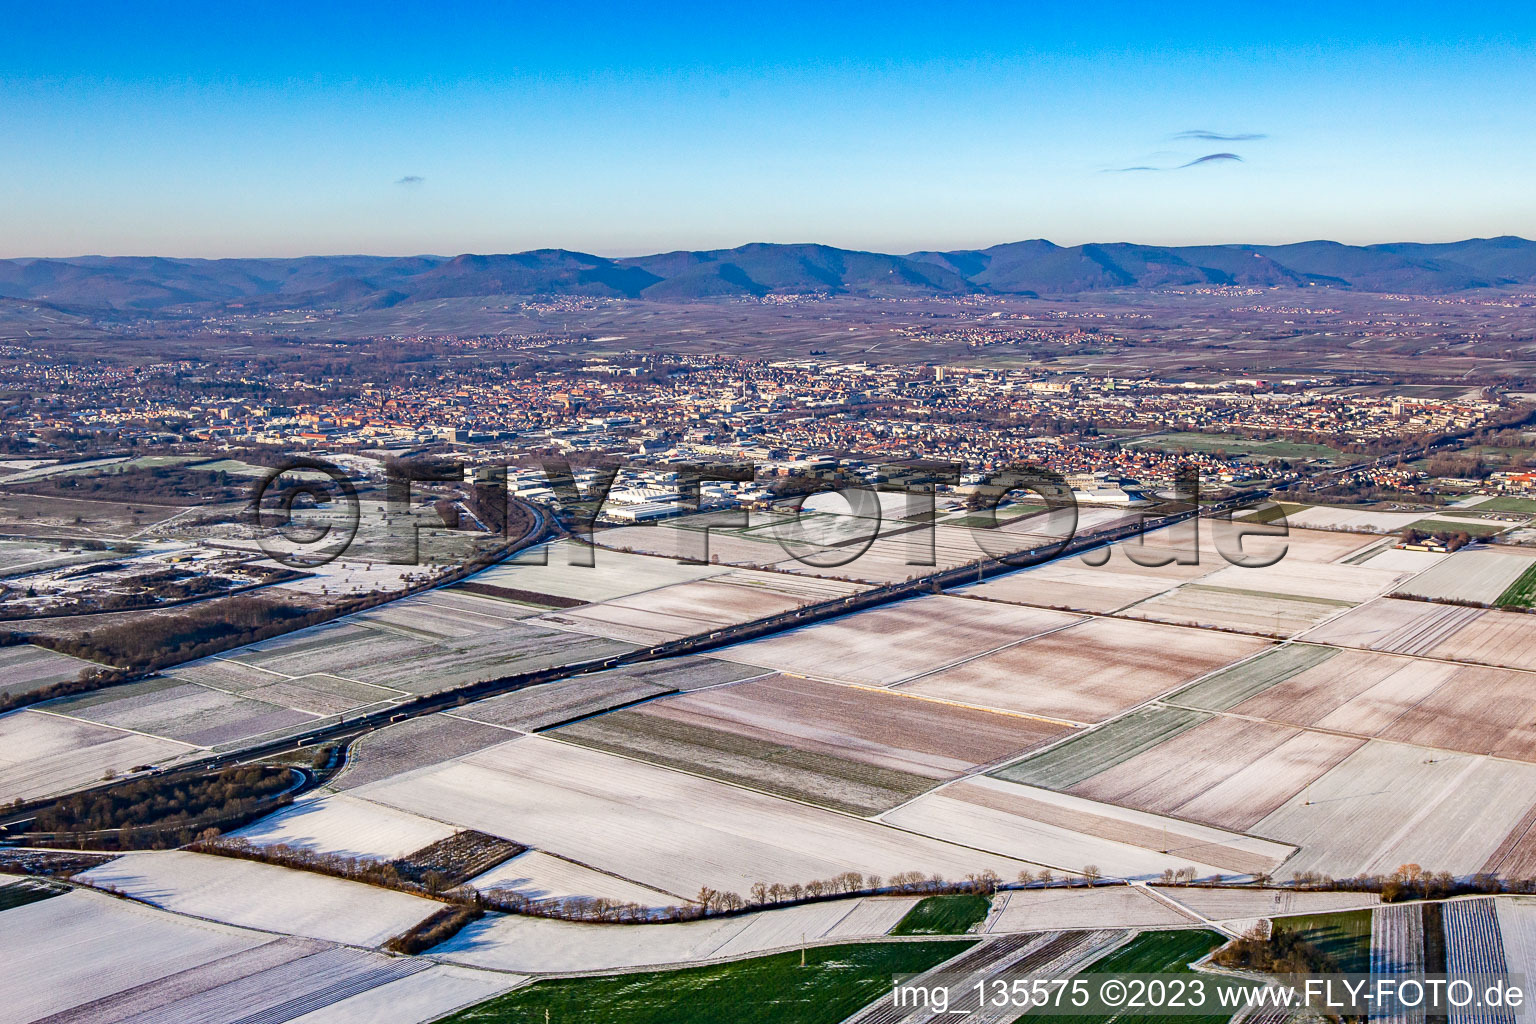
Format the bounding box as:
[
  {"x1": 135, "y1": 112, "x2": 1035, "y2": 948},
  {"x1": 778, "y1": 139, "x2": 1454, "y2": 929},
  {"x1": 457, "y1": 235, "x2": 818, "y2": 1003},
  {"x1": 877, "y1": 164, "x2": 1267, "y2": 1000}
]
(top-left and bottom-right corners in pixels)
[
  {"x1": 1155, "y1": 886, "x2": 1379, "y2": 921},
  {"x1": 353, "y1": 587, "x2": 542, "y2": 638},
  {"x1": 986, "y1": 887, "x2": 1192, "y2": 931},
  {"x1": 355, "y1": 734, "x2": 1036, "y2": 896},
  {"x1": 1393, "y1": 548, "x2": 1536, "y2": 604},
  {"x1": 433, "y1": 896, "x2": 921, "y2": 973},
  {"x1": 1495, "y1": 896, "x2": 1536, "y2": 992},
  {"x1": 75, "y1": 850, "x2": 441, "y2": 947},
  {"x1": 1287, "y1": 507, "x2": 1429, "y2": 533},
  {"x1": 709, "y1": 595, "x2": 1082, "y2": 686},
  {"x1": 469, "y1": 850, "x2": 678, "y2": 907},
  {"x1": 1359, "y1": 547, "x2": 1450, "y2": 572},
  {"x1": 283, "y1": 963, "x2": 525, "y2": 1024},
  {"x1": 879, "y1": 776, "x2": 1292, "y2": 879},
  {"x1": 0, "y1": 644, "x2": 98, "y2": 697},
  {"x1": 1199, "y1": 557, "x2": 1409, "y2": 605},
  {"x1": 472, "y1": 540, "x2": 728, "y2": 603},
  {"x1": 0, "y1": 886, "x2": 271, "y2": 1022},
  {"x1": 535, "y1": 569, "x2": 864, "y2": 646},
  {"x1": 0, "y1": 888, "x2": 523, "y2": 1024},
  {"x1": 0, "y1": 710, "x2": 191, "y2": 802},
  {"x1": 1254, "y1": 741, "x2": 1536, "y2": 877},
  {"x1": 231, "y1": 792, "x2": 458, "y2": 861}
]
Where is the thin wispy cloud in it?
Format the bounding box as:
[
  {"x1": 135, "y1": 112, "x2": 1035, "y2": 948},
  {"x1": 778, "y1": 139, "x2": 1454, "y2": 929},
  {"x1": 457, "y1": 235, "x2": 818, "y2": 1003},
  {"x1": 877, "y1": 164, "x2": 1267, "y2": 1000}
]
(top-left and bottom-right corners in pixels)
[
  {"x1": 1172, "y1": 130, "x2": 1268, "y2": 142},
  {"x1": 1104, "y1": 152, "x2": 1244, "y2": 173},
  {"x1": 395, "y1": 175, "x2": 425, "y2": 185},
  {"x1": 1177, "y1": 152, "x2": 1243, "y2": 168}
]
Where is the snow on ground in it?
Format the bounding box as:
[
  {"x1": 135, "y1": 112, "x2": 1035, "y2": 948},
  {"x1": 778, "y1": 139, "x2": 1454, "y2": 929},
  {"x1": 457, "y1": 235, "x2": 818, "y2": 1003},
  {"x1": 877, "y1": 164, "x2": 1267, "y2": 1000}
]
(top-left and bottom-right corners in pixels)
[
  {"x1": 0, "y1": 710, "x2": 192, "y2": 803},
  {"x1": 1151, "y1": 886, "x2": 1380, "y2": 921},
  {"x1": 0, "y1": 887, "x2": 271, "y2": 1022},
  {"x1": 471, "y1": 540, "x2": 728, "y2": 604},
  {"x1": 1392, "y1": 547, "x2": 1536, "y2": 603},
  {"x1": 986, "y1": 887, "x2": 1194, "y2": 931},
  {"x1": 0, "y1": 644, "x2": 98, "y2": 697},
  {"x1": 827, "y1": 896, "x2": 922, "y2": 936},
  {"x1": 354, "y1": 734, "x2": 1035, "y2": 897},
  {"x1": 1286, "y1": 507, "x2": 1428, "y2": 533},
  {"x1": 469, "y1": 850, "x2": 679, "y2": 908},
  {"x1": 1359, "y1": 547, "x2": 1451, "y2": 572},
  {"x1": 1496, "y1": 895, "x2": 1536, "y2": 994},
  {"x1": 432, "y1": 896, "x2": 924, "y2": 973},
  {"x1": 232, "y1": 792, "x2": 457, "y2": 861},
  {"x1": 75, "y1": 850, "x2": 441, "y2": 947},
  {"x1": 264, "y1": 557, "x2": 438, "y2": 597},
  {"x1": 879, "y1": 777, "x2": 1292, "y2": 880},
  {"x1": 283, "y1": 964, "x2": 526, "y2": 1024}
]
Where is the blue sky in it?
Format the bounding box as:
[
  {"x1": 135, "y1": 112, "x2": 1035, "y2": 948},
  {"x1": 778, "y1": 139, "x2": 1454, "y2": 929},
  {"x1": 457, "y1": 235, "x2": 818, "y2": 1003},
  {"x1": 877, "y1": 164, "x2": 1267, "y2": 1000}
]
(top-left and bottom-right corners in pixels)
[{"x1": 3, "y1": 2, "x2": 1534, "y2": 257}]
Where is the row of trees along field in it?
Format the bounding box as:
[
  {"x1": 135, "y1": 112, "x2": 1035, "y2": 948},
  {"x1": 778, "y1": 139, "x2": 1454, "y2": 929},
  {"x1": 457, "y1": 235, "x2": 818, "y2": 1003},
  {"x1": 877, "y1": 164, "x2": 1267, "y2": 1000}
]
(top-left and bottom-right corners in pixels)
[{"x1": 21, "y1": 766, "x2": 293, "y2": 850}]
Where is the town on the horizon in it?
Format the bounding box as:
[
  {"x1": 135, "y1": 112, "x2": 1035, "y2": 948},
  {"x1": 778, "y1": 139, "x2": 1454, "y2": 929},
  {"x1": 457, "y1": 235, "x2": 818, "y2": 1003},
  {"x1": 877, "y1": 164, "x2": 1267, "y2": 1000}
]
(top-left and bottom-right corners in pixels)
[{"x1": 10, "y1": 4, "x2": 1536, "y2": 1022}]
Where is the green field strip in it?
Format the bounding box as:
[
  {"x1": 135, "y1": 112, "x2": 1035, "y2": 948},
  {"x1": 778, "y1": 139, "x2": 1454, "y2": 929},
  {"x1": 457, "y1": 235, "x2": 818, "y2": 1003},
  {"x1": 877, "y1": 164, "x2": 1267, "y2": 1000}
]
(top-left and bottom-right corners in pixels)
[
  {"x1": 1236, "y1": 500, "x2": 1311, "y2": 527},
  {"x1": 1018, "y1": 929, "x2": 1239, "y2": 1024},
  {"x1": 1272, "y1": 909, "x2": 1373, "y2": 973},
  {"x1": 1409, "y1": 518, "x2": 1511, "y2": 537},
  {"x1": 989, "y1": 706, "x2": 1211, "y2": 791},
  {"x1": 1166, "y1": 644, "x2": 1340, "y2": 712},
  {"x1": 1496, "y1": 562, "x2": 1536, "y2": 608},
  {"x1": 0, "y1": 878, "x2": 67, "y2": 913},
  {"x1": 1475, "y1": 497, "x2": 1536, "y2": 514},
  {"x1": 438, "y1": 940, "x2": 977, "y2": 1024},
  {"x1": 890, "y1": 893, "x2": 992, "y2": 935}
]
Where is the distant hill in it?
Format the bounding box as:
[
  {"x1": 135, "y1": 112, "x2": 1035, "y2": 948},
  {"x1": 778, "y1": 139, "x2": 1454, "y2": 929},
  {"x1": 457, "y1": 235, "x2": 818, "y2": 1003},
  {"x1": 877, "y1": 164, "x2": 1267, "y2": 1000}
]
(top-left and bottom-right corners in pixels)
[{"x1": 2, "y1": 237, "x2": 1533, "y2": 311}]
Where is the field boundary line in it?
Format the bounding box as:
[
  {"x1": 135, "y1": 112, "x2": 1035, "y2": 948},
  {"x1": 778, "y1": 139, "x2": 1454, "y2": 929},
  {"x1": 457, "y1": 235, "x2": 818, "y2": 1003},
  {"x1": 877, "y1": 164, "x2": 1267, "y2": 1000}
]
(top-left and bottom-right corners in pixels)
[
  {"x1": 532, "y1": 729, "x2": 936, "y2": 826},
  {"x1": 281, "y1": 673, "x2": 410, "y2": 696},
  {"x1": 530, "y1": 731, "x2": 1054, "y2": 870},
  {"x1": 839, "y1": 682, "x2": 1085, "y2": 728},
  {"x1": 976, "y1": 635, "x2": 1286, "y2": 781},
  {"x1": 1130, "y1": 881, "x2": 1237, "y2": 935},
  {"x1": 1158, "y1": 705, "x2": 1374, "y2": 745},
  {"x1": 434, "y1": 930, "x2": 985, "y2": 981},
  {"x1": 958, "y1": 585, "x2": 1312, "y2": 643},
  {"x1": 526, "y1": 687, "x2": 682, "y2": 733},
  {"x1": 872, "y1": 777, "x2": 1263, "y2": 879},
  {"x1": 675, "y1": 667, "x2": 780, "y2": 693},
  {"x1": 344, "y1": 618, "x2": 463, "y2": 643},
  {"x1": 492, "y1": 845, "x2": 696, "y2": 904},
  {"x1": 1286, "y1": 632, "x2": 1536, "y2": 678},
  {"x1": 61, "y1": 872, "x2": 425, "y2": 953},
  {"x1": 128, "y1": 503, "x2": 202, "y2": 538},
  {"x1": 197, "y1": 654, "x2": 298, "y2": 682},
  {"x1": 25, "y1": 706, "x2": 203, "y2": 749},
  {"x1": 1357, "y1": 753, "x2": 1484, "y2": 873},
  {"x1": 982, "y1": 890, "x2": 1011, "y2": 932},
  {"x1": 439, "y1": 711, "x2": 526, "y2": 735},
  {"x1": 886, "y1": 613, "x2": 1088, "y2": 689}
]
